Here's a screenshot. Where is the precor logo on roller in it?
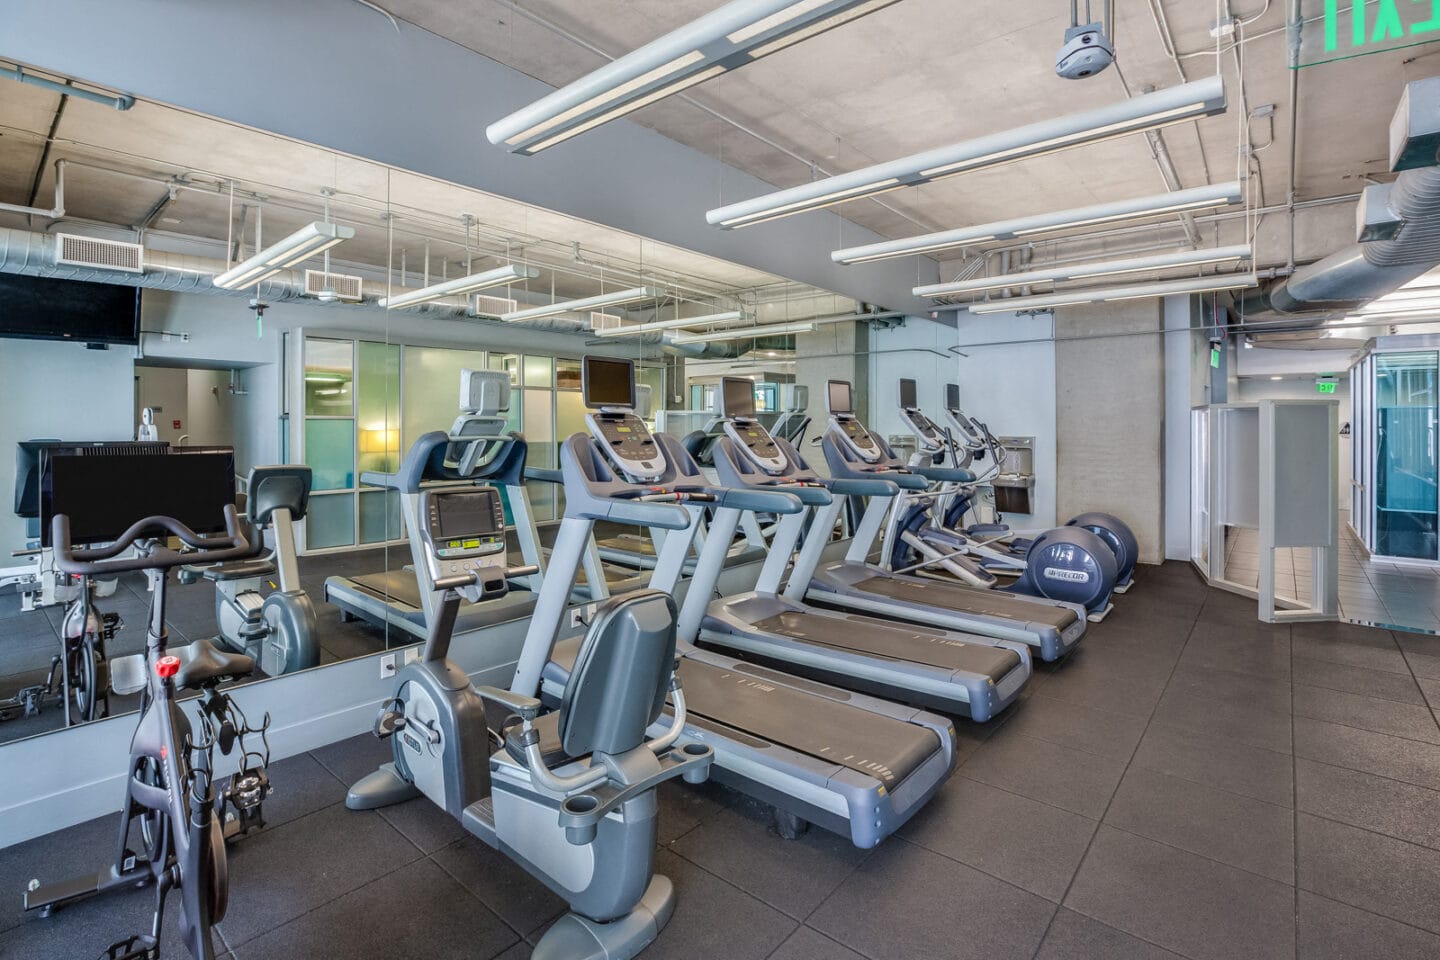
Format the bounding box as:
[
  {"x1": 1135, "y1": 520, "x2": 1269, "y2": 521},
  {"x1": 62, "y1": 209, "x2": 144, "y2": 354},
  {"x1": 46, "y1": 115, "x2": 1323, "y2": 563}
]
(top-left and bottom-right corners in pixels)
[{"x1": 1042, "y1": 567, "x2": 1090, "y2": 583}]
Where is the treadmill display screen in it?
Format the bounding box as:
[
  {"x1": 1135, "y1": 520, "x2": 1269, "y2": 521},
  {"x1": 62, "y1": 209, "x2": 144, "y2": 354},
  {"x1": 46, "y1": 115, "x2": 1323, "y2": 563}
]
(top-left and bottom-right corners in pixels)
[
  {"x1": 945, "y1": 383, "x2": 961, "y2": 410},
  {"x1": 435, "y1": 490, "x2": 501, "y2": 538},
  {"x1": 582, "y1": 356, "x2": 636, "y2": 409},
  {"x1": 721, "y1": 377, "x2": 757, "y2": 418},
  {"x1": 899, "y1": 379, "x2": 918, "y2": 410},
  {"x1": 827, "y1": 380, "x2": 853, "y2": 415}
]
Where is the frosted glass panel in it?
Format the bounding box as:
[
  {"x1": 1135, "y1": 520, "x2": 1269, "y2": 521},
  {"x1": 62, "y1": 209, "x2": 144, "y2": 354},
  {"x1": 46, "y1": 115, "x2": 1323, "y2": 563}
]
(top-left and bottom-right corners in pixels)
[
  {"x1": 556, "y1": 391, "x2": 588, "y2": 446},
  {"x1": 524, "y1": 354, "x2": 553, "y2": 388},
  {"x1": 357, "y1": 341, "x2": 401, "y2": 477},
  {"x1": 556, "y1": 358, "x2": 582, "y2": 391},
  {"x1": 359, "y1": 489, "x2": 400, "y2": 544},
  {"x1": 305, "y1": 419, "x2": 356, "y2": 491},
  {"x1": 402, "y1": 345, "x2": 488, "y2": 450},
  {"x1": 305, "y1": 338, "x2": 353, "y2": 416},
  {"x1": 307, "y1": 493, "x2": 355, "y2": 549},
  {"x1": 490, "y1": 354, "x2": 520, "y2": 386}
]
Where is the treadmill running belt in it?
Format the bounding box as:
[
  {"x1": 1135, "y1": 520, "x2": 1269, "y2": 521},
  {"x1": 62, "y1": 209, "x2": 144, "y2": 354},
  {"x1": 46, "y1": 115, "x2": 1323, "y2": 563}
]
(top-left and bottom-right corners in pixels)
[
  {"x1": 548, "y1": 642, "x2": 938, "y2": 787},
  {"x1": 851, "y1": 575, "x2": 1078, "y2": 629},
  {"x1": 751, "y1": 611, "x2": 1020, "y2": 682}
]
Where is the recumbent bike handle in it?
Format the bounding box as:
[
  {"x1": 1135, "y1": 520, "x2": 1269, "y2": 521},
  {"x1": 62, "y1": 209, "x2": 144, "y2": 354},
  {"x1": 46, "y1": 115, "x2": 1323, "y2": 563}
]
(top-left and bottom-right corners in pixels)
[
  {"x1": 51, "y1": 505, "x2": 253, "y2": 577},
  {"x1": 433, "y1": 565, "x2": 541, "y2": 592}
]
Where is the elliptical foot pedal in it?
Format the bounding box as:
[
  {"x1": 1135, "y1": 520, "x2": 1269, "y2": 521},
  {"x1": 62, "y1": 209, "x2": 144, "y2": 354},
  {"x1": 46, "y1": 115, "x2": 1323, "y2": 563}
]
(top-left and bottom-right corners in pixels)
[
  {"x1": 772, "y1": 807, "x2": 809, "y2": 840},
  {"x1": 101, "y1": 934, "x2": 158, "y2": 960},
  {"x1": 372, "y1": 697, "x2": 406, "y2": 739}
]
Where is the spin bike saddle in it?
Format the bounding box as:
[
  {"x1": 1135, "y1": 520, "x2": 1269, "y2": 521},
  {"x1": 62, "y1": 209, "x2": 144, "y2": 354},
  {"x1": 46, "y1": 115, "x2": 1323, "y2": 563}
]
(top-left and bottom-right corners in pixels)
[{"x1": 177, "y1": 637, "x2": 256, "y2": 689}]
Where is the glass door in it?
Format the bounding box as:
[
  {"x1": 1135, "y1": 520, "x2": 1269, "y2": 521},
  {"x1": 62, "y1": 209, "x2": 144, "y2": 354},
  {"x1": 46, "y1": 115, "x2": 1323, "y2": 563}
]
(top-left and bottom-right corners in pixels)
[{"x1": 1374, "y1": 351, "x2": 1439, "y2": 560}]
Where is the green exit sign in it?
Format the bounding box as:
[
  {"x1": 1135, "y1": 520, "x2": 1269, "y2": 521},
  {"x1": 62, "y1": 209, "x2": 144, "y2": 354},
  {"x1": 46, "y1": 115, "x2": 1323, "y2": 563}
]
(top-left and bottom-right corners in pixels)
[
  {"x1": 1300, "y1": 0, "x2": 1440, "y2": 67},
  {"x1": 1317, "y1": 381, "x2": 1338, "y2": 394},
  {"x1": 1210, "y1": 347, "x2": 1221, "y2": 369}
]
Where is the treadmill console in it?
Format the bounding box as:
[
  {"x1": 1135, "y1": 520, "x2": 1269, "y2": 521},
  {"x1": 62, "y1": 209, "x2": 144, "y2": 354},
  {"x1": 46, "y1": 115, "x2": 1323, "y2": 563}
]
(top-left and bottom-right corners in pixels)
[
  {"x1": 587, "y1": 411, "x2": 665, "y2": 482},
  {"x1": 833, "y1": 415, "x2": 883, "y2": 463},
  {"x1": 418, "y1": 487, "x2": 509, "y2": 598},
  {"x1": 900, "y1": 407, "x2": 945, "y2": 451},
  {"x1": 723, "y1": 418, "x2": 789, "y2": 475}
]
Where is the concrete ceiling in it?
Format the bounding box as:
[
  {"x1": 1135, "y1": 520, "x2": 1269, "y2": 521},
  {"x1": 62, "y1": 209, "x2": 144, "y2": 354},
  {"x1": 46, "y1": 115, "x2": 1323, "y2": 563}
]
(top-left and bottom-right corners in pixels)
[
  {"x1": 377, "y1": 0, "x2": 1432, "y2": 264},
  {"x1": 0, "y1": 67, "x2": 801, "y2": 309}
]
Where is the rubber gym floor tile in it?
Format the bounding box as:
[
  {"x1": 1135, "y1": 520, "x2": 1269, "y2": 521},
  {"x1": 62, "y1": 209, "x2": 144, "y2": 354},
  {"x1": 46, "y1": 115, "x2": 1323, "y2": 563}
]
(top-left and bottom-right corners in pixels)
[
  {"x1": 430, "y1": 834, "x2": 568, "y2": 940},
  {"x1": 1130, "y1": 722, "x2": 1293, "y2": 808},
  {"x1": 654, "y1": 778, "x2": 737, "y2": 845},
  {"x1": 1034, "y1": 908, "x2": 1186, "y2": 960},
  {"x1": 898, "y1": 775, "x2": 1098, "y2": 901},
  {"x1": 1175, "y1": 630, "x2": 1292, "y2": 682},
  {"x1": 1399, "y1": 646, "x2": 1440, "y2": 681},
  {"x1": 376, "y1": 793, "x2": 468, "y2": 854},
  {"x1": 766, "y1": 925, "x2": 867, "y2": 960},
  {"x1": 1296, "y1": 758, "x2": 1440, "y2": 851},
  {"x1": 1031, "y1": 660, "x2": 1168, "y2": 720},
  {"x1": 963, "y1": 728, "x2": 1126, "y2": 820},
  {"x1": 669, "y1": 798, "x2": 867, "y2": 920},
  {"x1": 1292, "y1": 656, "x2": 1425, "y2": 707},
  {"x1": 1060, "y1": 640, "x2": 1181, "y2": 683},
  {"x1": 1419, "y1": 676, "x2": 1440, "y2": 707},
  {"x1": 0, "y1": 878, "x2": 214, "y2": 960},
  {"x1": 1097, "y1": 603, "x2": 1200, "y2": 634},
  {"x1": 1295, "y1": 890, "x2": 1440, "y2": 960},
  {"x1": 1294, "y1": 717, "x2": 1440, "y2": 792},
  {"x1": 998, "y1": 692, "x2": 1149, "y2": 762},
  {"x1": 1064, "y1": 826, "x2": 1295, "y2": 960},
  {"x1": 640, "y1": 849, "x2": 796, "y2": 960},
  {"x1": 1148, "y1": 688, "x2": 1293, "y2": 754},
  {"x1": 218, "y1": 802, "x2": 424, "y2": 948},
  {"x1": 1103, "y1": 766, "x2": 1295, "y2": 884},
  {"x1": 251, "y1": 750, "x2": 349, "y2": 830},
  {"x1": 1162, "y1": 663, "x2": 1292, "y2": 716},
  {"x1": 1291, "y1": 683, "x2": 1440, "y2": 744},
  {"x1": 309, "y1": 730, "x2": 394, "y2": 788},
  {"x1": 0, "y1": 813, "x2": 132, "y2": 935},
  {"x1": 808, "y1": 840, "x2": 1054, "y2": 960},
  {"x1": 1297, "y1": 813, "x2": 1440, "y2": 934},
  {"x1": 234, "y1": 857, "x2": 517, "y2": 960},
  {"x1": 315, "y1": 622, "x2": 388, "y2": 662},
  {"x1": 1291, "y1": 631, "x2": 1407, "y2": 668}
]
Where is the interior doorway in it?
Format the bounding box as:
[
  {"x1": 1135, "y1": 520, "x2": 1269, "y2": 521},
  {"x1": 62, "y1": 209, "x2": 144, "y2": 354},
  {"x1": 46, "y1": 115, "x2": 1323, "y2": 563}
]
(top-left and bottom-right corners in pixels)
[{"x1": 133, "y1": 363, "x2": 241, "y2": 448}]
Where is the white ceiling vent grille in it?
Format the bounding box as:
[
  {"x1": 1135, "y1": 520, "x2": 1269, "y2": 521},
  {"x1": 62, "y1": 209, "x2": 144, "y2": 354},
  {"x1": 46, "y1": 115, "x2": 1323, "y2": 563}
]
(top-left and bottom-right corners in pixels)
[
  {"x1": 474, "y1": 294, "x2": 518, "y2": 318},
  {"x1": 304, "y1": 269, "x2": 363, "y2": 301},
  {"x1": 55, "y1": 234, "x2": 144, "y2": 274},
  {"x1": 590, "y1": 311, "x2": 629, "y2": 332}
]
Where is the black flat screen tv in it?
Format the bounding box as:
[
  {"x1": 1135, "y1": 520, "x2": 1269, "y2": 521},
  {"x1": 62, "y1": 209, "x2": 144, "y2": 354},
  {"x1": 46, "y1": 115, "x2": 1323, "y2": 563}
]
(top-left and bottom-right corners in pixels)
[{"x1": 0, "y1": 273, "x2": 142, "y2": 345}]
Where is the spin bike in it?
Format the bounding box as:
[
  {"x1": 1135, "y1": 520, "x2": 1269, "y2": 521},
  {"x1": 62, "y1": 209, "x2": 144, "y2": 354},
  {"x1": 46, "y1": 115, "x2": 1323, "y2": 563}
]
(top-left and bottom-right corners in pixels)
[
  {"x1": 0, "y1": 574, "x2": 119, "y2": 725},
  {"x1": 25, "y1": 507, "x2": 272, "y2": 960}
]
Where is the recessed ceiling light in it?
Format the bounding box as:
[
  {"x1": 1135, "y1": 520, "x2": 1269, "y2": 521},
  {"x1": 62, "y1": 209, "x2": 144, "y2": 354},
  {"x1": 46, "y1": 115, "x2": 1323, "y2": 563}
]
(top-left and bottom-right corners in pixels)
[{"x1": 1270, "y1": 375, "x2": 1283, "y2": 380}]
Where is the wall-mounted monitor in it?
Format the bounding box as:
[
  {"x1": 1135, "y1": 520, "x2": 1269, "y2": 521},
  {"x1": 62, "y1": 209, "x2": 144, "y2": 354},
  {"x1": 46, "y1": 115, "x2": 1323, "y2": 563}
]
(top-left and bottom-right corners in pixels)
[{"x1": 0, "y1": 273, "x2": 141, "y2": 345}]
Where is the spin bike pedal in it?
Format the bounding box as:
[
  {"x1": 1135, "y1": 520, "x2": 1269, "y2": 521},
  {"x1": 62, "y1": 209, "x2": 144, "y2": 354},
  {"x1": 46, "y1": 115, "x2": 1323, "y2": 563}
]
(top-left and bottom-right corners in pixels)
[
  {"x1": 221, "y1": 768, "x2": 270, "y2": 840},
  {"x1": 102, "y1": 933, "x2": 158, "y2": 960},
  {"x1": 372, "y1": 697, "x2": 406, "y2": 740}
]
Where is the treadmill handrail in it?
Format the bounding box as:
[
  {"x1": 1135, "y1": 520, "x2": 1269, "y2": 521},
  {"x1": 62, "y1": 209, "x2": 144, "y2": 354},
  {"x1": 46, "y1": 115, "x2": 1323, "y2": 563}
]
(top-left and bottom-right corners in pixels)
[
  {"x1": 525, "y1": 466, "x2": 563, "y2": 484},
  {"x1": 911, "y1": 465, "x2": 974, "y2": 484},
  {"x1": 827, "y1": 477, "x2": 903, "y2": 497},
  {"x1": 707, "y1": 486, "x2": 805, "y2": 515}
]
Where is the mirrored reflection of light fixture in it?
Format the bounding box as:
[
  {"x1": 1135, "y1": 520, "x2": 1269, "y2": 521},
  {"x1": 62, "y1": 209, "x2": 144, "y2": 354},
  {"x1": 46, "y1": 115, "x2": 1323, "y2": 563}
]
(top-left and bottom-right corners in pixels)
[
  {"x1": 592, "y1": 310, "x2": 746, "y2": 337},
  {"x1": 377, "y1": 264, "x2": 540, "y2": 309},
  {"x1": 916, "y1": 245, "x2": 1252, "y2": 298},
  {"x1": 212, "y1": 222, "x2": 355, "y2": 290},
  {"x1": 708, "y1": 76, "x2": 1226, "y2": 228},
  {"x1": 502, "y1": 286, "x2": 666, "y2": 322},
  {"x1": 487, "y1": 0, "x2": 902, "y2": 155},
  {"x1": 670, "y1": 321, "x2": 816, "y2": 343},
  {"x1": 964, "y1": 273, "x2": 1258, "y2": 315}
]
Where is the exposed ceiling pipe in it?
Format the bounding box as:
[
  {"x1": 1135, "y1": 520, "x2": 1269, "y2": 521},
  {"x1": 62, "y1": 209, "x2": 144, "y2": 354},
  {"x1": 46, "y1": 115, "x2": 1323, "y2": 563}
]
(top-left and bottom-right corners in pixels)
[
  {"x1": 0, "y1": 65, "x2": 134, "y2": 110},
  {"x1": 0, "y1": 158, "x2": 65, "y2": 219}
]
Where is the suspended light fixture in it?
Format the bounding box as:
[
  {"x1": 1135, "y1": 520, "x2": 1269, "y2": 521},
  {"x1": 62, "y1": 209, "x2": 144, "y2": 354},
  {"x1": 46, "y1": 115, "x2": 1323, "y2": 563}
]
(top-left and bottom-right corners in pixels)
[
  {"x1": 707, "y1": 75, "x2": 1227, "y2": 228},
  {"x1": 592, "y1": 310, "x2": 746, "y2": 336},
  {"x1": 377, "y1": 264, "x2": 540, "y2": 309},
  {"x1": 670, "y1": 321, "x2": 816, "y2": 343},
  {"x1": 502, "y1": 286, "x2": 666, "y2": 322},
  {"x1": 486, "y1": 0, "x2": 903, "y2": 155},
  {"x1": 964, "y1": 273, "x2": 1258, "y2": 315},
  {"x1": 833, "y1": 181, "x2": 1243, "y2": 265},
  {"x1": 212, "y1": 221, "x2": 354, "y2": 290},
  {"x1": 915, "y1": 245, "x2": 1252, "y2": 299}
]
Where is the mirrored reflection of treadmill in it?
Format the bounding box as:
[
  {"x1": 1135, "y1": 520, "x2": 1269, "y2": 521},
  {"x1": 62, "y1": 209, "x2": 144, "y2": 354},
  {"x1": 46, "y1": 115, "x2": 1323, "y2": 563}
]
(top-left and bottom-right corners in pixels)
[
  {"x1": 797, "y1": 380, "x2": 1086, "y2": 662},
  {"x1": 525, "y1": 358, "x2": 957, "y2": 849},
  {"x1": 698, "y1": 377, "x2": 1031, "y2": 716},
  {"x1": 325, "y1": 370, "x2": 639, "y2": 640}
]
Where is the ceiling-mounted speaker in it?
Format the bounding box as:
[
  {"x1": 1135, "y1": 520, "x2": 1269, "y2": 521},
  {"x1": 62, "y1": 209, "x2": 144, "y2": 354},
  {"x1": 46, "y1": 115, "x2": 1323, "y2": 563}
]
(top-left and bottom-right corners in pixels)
[{"x1": 55, "y1": 233, "x2": 143, "y2": 274}]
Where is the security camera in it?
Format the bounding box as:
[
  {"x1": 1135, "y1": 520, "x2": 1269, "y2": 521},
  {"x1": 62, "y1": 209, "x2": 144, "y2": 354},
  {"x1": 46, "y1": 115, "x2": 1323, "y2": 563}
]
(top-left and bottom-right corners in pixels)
[{"x1": 1055, "y1": 22, "x2": 1114, "y2": 79}]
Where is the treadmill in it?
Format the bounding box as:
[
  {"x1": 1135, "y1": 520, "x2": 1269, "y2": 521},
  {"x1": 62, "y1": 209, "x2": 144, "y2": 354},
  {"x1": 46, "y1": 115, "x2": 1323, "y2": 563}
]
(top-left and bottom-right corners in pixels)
[
  {"x1": 325, "y1": 369, "x2": 641, "y2": 640},
  {"x1": 794, "y1": 380, "x2": 1086, "y2": 662},
  {"x1": 525, "y1": 357, "x2": 957, "y2": 849}
]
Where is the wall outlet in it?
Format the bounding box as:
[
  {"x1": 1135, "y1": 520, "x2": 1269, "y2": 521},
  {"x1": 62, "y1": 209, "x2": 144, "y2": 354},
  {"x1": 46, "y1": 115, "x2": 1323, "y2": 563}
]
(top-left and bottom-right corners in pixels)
[
  {"x1": 404, "y1": 647, "x2": 422, "y2": 664},
  {"x1": 380, "y1": 653, "x2": 397, "y2": 678},
  {"x1": 569, "y1": 603, "x2": 597, "y2": 629}
]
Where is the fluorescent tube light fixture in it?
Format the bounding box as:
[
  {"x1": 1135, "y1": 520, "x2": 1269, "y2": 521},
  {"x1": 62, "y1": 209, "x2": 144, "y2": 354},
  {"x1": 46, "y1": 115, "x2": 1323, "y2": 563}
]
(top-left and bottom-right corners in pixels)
[
  {"x1": 593, "y1": 310, "x2": 746, "y2": 337},
  {"x1": 709, "y1": 76, "x2": 1227, "y2": 229},
  {"x1": 502, "y1": 286, "x2": 666, "y2": 323},
  {"x1": 487, "y1": 0, "x2": 902, "y2": 155},
  {"x1": 916, "y1": 245, "x2": 1252, "y2": 299},
  {"x1": 964, "y1": 273, "x2": 1258, "y2": 315},
  {"x1": 834, "y1": 181, "x2": 1243, "y2": 265},
  {"x1": 670, "y1": 321, "x2": 816, "y2": 343},
  {"x1": 377, "y1": 264, "x2": 540, "y2": 309},
  {"x1": 212, "y1": 221, "x2": 354, "y2": 291}
]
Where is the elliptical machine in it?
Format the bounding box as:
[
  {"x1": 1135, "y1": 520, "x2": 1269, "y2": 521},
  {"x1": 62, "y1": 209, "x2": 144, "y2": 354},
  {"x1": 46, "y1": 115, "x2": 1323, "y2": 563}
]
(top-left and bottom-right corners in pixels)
[
  {"x1": 24, "y1": 451, "x2": 272, "y2": 960},
  {"x1": 180, "y1": 466, "x2": 319, "y2": 676},
  {"x1": 347, "y1": 477, "x2": 713, "y2": 960}
]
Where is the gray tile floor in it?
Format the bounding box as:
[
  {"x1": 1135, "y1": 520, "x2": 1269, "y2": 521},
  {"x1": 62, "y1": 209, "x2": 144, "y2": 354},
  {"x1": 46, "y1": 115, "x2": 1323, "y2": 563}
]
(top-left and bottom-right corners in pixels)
[
  {"x1": 6, "y1": 561, "x2": 1440, "y2": 959},
  {"x1": 1222, "y1": 516, "x2": 1440, "y2": 635}
]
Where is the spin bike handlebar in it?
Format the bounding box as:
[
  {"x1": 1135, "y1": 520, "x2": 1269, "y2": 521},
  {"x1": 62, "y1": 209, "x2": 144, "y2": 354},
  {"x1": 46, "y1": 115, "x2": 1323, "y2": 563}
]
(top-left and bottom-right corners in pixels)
[{"x1": 51, "y1": 506, "x2": 252, "y2": 577}]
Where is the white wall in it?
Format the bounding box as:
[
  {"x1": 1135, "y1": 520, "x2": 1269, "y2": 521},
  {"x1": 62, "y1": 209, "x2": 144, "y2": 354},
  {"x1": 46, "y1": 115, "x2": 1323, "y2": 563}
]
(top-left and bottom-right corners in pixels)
[
  {"x1": 134, "y1": 367, "x2": 189, "y2": 444},
  {"x1": 185, "y1": 369, "x2": 238, "y2": 448},
  {"x1": 1236, "y1": 376, "x2": 1352, "y2": 497},
  {"x1": 1163, "y1": 295, "x2": 1195, "y2": 560},
  {"x1": 0, "y1": 340, "x2": 136, "y2": 548}
]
